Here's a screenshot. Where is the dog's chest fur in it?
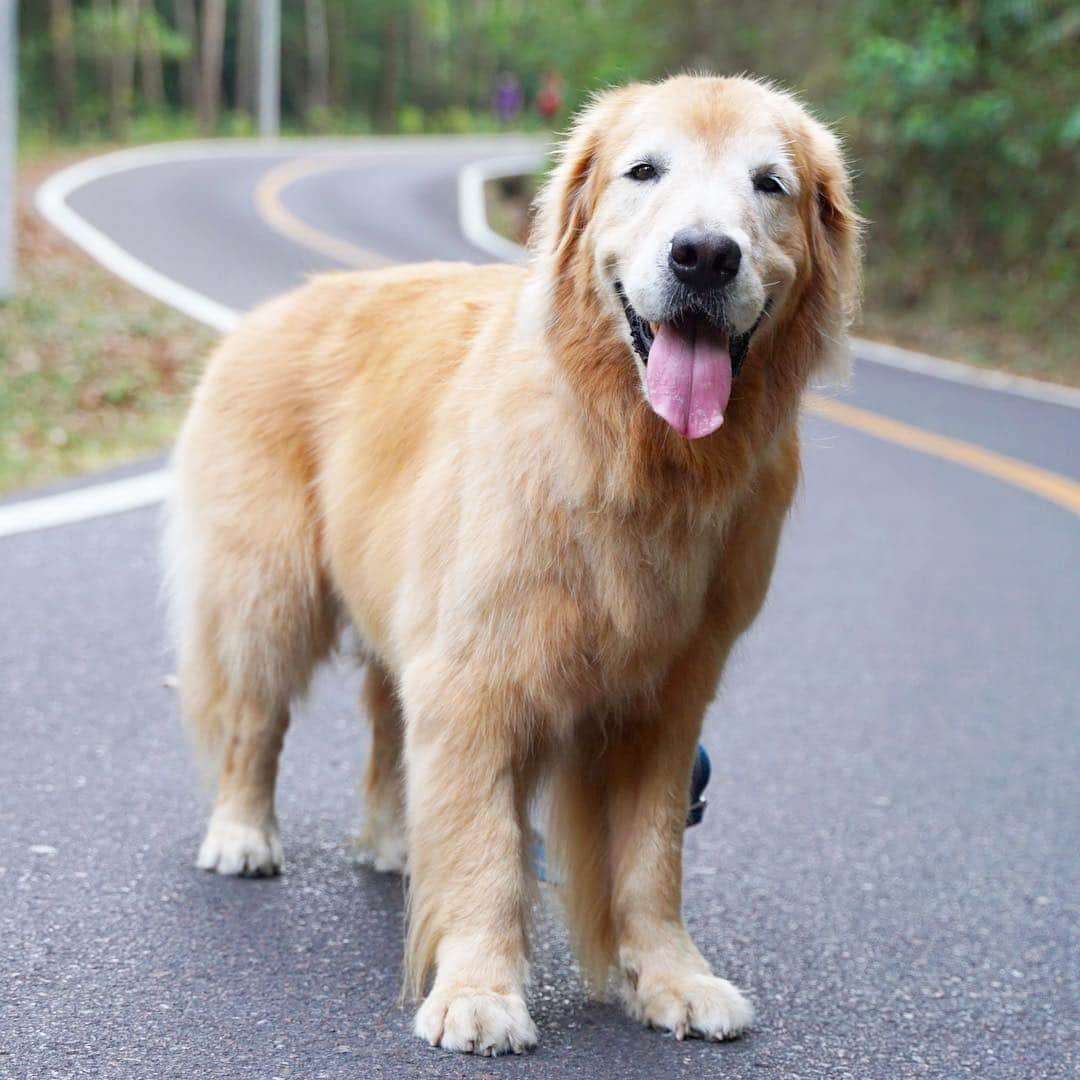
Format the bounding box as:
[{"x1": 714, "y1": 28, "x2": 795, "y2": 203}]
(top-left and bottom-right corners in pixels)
[
  {"x1": 562, "y1": 503, "x2": 721, "y2": 695},
  {"x1": 405, "y1": 434, "x2": 729, "y2": 726}
]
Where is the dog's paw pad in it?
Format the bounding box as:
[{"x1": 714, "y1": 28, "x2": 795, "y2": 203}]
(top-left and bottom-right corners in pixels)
[
  {"x1": 196, "y1": 818, "x2": 282, "y2": 877},
  {"x1": 633, "y1": 973, "x2": 752, "y2": 1042},
  {"x1": 415, "y1": 987, "x2": 538, "y2": 1055}
]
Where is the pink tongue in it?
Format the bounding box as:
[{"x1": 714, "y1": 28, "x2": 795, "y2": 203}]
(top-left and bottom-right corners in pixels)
[{"x1": 646, "y1": 322, "x2": 732, "y2": 439}]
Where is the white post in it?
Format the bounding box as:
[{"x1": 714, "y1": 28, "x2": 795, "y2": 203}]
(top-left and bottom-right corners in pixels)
[
  {"x1": 0, "y1": 0, "x2": 16, "y2": 300},
  {"x1": 257, "y1": 0, "x2": 280, "y2": 139}
]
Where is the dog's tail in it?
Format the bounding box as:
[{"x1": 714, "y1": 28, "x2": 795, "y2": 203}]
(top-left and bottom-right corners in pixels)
[
  {"x1": 546, "y1": 760, "x2": 617, "y2": 994},
  {"x1": 160, "y1": 458, "x2": 228, "y2": 785}
]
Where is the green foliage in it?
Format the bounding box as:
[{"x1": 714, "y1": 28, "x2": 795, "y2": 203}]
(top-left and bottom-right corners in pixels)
[
  {"x1": 75, "y1": 3, "x2": 141, "y2": 61},
  {"x1": 397, "y1": 104, "x2": 426, "y2": 135},
  {"x1": 842, "y1": 0, "x2": 1078, "y2": 326},
  {"x1": 0, "y1": 202, "x2": 214, "y2": 493}
]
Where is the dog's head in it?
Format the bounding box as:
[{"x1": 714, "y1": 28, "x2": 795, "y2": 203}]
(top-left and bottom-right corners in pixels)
[{"x1": 532, "y1": 75, "x2": 861, "y2": 442}]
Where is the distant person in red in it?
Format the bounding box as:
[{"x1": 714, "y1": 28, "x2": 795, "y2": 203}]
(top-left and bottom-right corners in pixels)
[
  {"x1": 535, "y1": 71, "x2": 564, "y2": 124},
  {"x1": 494, "y1": 72, "x2": 523, "y2": 126}
]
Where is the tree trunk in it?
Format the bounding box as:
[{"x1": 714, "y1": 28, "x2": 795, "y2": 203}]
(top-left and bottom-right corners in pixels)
[
  {"x1": 235, "y1": 0, "x2": 256, "y2": 118},
  {"x1": 139, "y1": 1, "x2": 165, "y2": 110},
  {"x1": 173, "y1": 0, "x2": 198, "y2": 113},
  {"x1": 110, "y1": 0, "x2": 142, "y2": 140},
  {"x1": 198, "y1": 0, "x2": 227, "y2": 133},
  {"x1": 49, "y1": 0, "x2": 77, "y2": 132},
  {"x1": 327, "y1": 0, "x2": 348, "y2": 112},
  {"x1": 91, "y1": 0, "x2": 113, "y2": 104},
  {"x1": 304, "y1": 0, "x2": 330, "y2": 118},
  {"x1": 372, "y1": 9, "x2": 403, "y2": 132},
  {"x1": 406, "y1": 1, "x2": 434, "y2": 111}
]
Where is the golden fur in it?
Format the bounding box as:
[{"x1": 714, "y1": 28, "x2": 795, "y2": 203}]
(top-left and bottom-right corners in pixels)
[{"x1": 166, "y1": 75, "x2": 861, "y2": 1055}]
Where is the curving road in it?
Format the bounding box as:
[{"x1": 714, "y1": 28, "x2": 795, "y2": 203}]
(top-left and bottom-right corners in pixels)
[{"x1": 2, "y1": 137, "x2": 1077, "y2": 1079}]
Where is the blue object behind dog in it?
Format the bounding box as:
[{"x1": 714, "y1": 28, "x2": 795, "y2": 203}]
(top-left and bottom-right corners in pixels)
[{"x1": 686, "y1": 743, "x2": 711, "y2": 828}]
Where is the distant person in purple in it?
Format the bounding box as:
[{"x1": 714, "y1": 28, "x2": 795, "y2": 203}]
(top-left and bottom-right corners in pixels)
[{"x1": 494, "y1": 72, "x2": 523, "y2": 126}]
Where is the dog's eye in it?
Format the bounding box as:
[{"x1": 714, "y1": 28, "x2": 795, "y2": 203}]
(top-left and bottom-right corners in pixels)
[
  {"x1": 626, "y1": 162, "x2": 658, "y2": 182},
  {"x1": 753, "y1": 172, "x2": 787, "y2": 195}
]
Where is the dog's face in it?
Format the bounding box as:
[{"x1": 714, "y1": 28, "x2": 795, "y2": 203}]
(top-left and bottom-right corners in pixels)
[{"x1": 535, "y1": 76, "x2": 861, "y2": 441}]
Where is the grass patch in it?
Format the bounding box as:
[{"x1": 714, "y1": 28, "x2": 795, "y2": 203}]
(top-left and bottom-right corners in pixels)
[
  {"x1": 0, "y1": 154, "x2": 215, "y2": 495},
  {"x1": 858, "y1": 257, "x2": 1077, "y2": 385}
]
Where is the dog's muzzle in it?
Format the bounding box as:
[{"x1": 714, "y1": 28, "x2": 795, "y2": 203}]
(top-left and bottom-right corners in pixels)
[
  {"x1": 614, "y1": 281, "x2": 764, "y2": 377},
  {"x1": 615, "y1": 281, "x2": 768, "y2": 440}
]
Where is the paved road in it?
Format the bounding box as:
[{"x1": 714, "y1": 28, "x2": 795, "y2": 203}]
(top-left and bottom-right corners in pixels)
[{"x1": 2, "y1": 138, "x2": 1078, "y2": 1079}]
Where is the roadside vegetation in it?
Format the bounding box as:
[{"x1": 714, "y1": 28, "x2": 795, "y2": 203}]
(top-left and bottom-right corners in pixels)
[
  {"x1": 0, "y1": 158, "x2": 213, "y2": 494},
  {"x1": 3, "y1": 2, "x2": 1075, "y2": 495}
]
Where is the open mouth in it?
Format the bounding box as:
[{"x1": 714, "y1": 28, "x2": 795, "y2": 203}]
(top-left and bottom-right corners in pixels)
[{"x1": 614, "y1": 282, "x2": 765, "y2": 440}]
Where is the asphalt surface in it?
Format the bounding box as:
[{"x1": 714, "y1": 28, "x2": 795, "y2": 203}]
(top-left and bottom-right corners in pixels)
[{"x1": 2, "y1": 137, "x2": 1078, "y2": 1080}]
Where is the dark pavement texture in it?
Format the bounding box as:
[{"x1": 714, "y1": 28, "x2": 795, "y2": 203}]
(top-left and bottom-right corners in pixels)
[{"x1": 2, "y1": 138, "x2": 1077, "y2": 1079}]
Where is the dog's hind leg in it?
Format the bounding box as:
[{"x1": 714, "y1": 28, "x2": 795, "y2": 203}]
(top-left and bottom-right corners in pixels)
[
  {"x1": 353, "y1": 661, "x2": 407, "y2": 873},
  {"x1": 168, "y1": 483, "x2": 337, "y2": 877},
  {"x1": 546, "y1": 737, "x2": 617, "y2": 992},
  {"x1": 189, "y1": 658, "x2": 290, "y2": 878}
]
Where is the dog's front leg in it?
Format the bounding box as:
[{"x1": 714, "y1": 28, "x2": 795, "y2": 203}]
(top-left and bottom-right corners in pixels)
[
  {"x1": 401, "y1": 664, "x2": 538, "y2": 1056},
  {"x1": 608, "y1": 666, "x2": 753, "y2": 1041}
]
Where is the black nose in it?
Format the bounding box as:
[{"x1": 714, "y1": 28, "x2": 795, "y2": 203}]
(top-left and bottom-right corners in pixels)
[{"x1": 669, "y1": 229, "x2": 742, "y2": 291}]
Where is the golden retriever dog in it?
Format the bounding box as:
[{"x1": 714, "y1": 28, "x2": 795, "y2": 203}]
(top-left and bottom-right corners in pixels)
[{"x1": 165, "y1": 74, "x2": 860, "y2": 1055}]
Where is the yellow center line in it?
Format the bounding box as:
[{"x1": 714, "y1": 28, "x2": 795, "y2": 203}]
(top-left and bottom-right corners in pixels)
[
  {"x1": 253, "y1": 155, "x2": 1079, "y2": 518},
  {"x1": 253, "y1": 155, "x2": 392, "y2": 270},
  {"x1": 805, "y1": 393, "x2": 1080, "y2": 516}
]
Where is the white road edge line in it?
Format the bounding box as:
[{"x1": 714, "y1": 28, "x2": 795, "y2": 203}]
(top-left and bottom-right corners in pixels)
[
  {"x1": 35, "y1": 136, "x2": 545, "y2": 338},
  {"x1": 34, "y1": 143, "x2": 274, "y2": 334},
  {"x1": 0, "y1": 469, "x2": 173, "y2": 540},
  {"x1": 457, "y1": 156, "x2": 542, "y2": 265},
  {"x1": 457, "y1": 154, "x2": 1080, "y2": 411},
  {"x1": 35, "y1": 136, "x2": 549, "y2": 337},
  {"x1": 845, "y1": 337, "x2": 1080, "y2": 406}
]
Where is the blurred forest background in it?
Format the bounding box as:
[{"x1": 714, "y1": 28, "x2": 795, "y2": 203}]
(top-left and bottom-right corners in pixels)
[{"x1": 12, "y1": 0, "x2": 1080, "y2": 378}]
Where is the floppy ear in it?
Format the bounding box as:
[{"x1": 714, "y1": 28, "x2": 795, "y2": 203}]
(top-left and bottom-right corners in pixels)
[
  {"x1": 800, "y1": 120, "x2": 863, "y2": 380},
  {"x1": 532, "y1": 88, "x2": 628, "y2": 276}
]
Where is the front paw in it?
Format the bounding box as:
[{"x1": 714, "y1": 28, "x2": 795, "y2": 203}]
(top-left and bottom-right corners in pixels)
[
  {"x1": 196, "y1": 815, "x2": 282, "y2": 877},
  {"x1": 624, "y1": 971, "x2": 752, "y2": 1041},
  {"x1": 414, "y1": 986, "x2": 538, "y2": 1056}
]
